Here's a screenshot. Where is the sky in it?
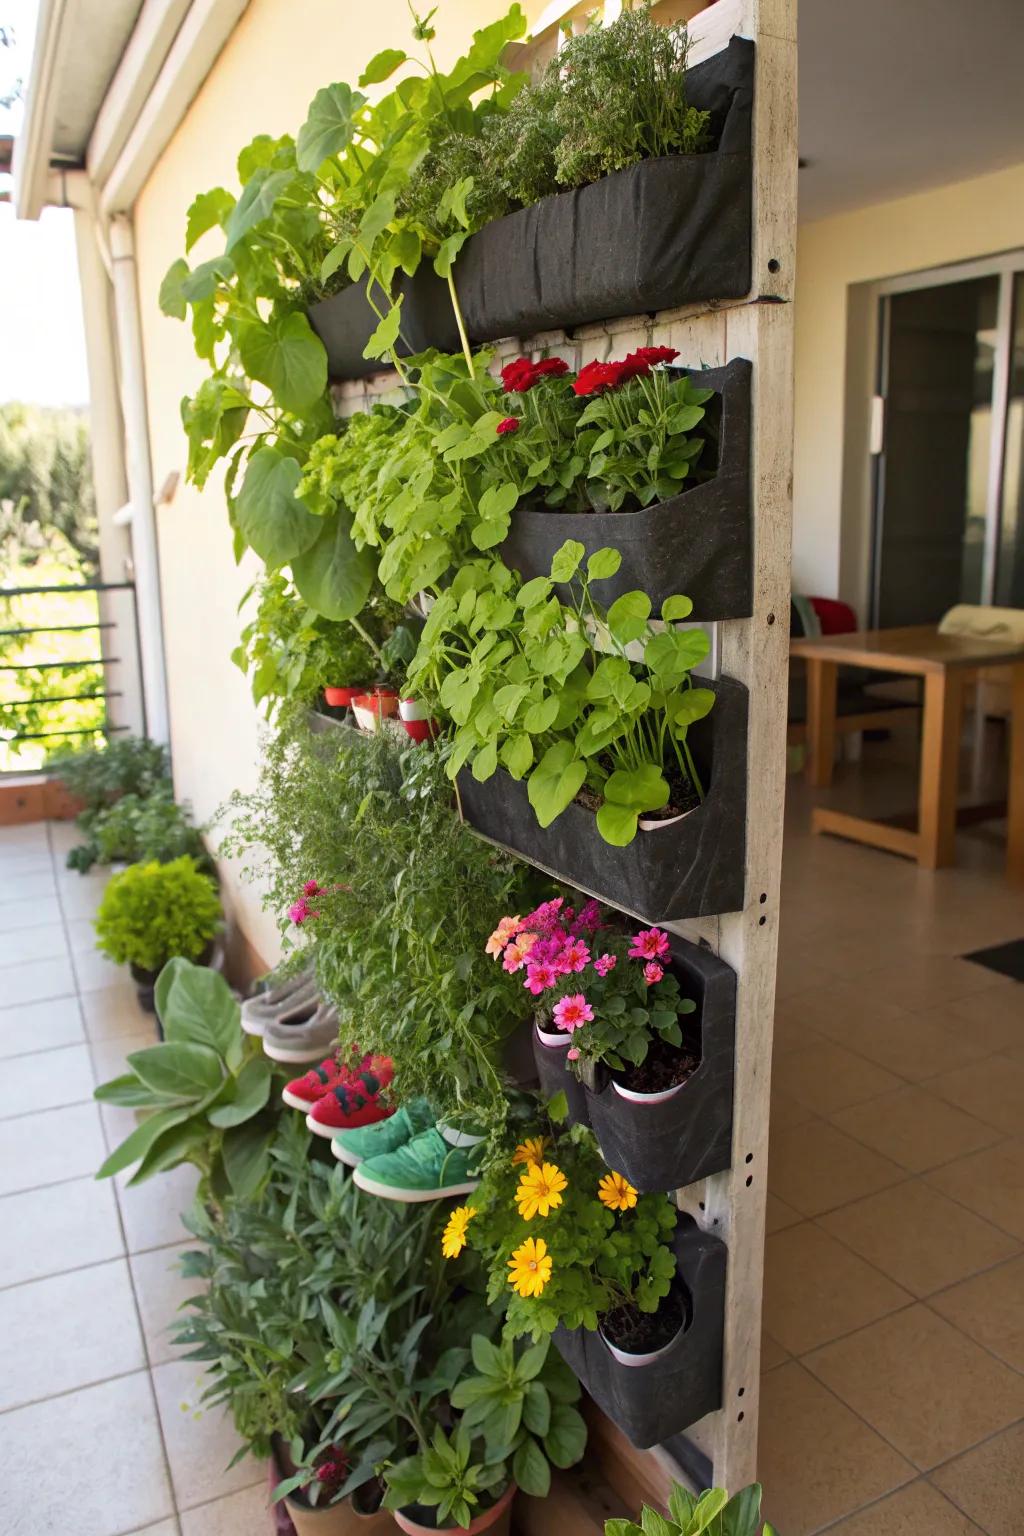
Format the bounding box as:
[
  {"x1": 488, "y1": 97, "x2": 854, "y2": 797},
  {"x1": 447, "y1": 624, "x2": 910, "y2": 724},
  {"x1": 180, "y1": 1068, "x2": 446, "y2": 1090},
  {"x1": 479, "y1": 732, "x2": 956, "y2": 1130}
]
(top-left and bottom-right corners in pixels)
[{"x1": 0, "y1": 0, "x2": 90, "y2": 407}]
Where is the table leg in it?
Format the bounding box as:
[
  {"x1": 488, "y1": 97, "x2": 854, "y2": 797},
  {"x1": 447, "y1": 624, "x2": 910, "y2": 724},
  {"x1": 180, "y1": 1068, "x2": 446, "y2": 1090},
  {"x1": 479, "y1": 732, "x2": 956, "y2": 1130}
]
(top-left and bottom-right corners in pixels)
[
  {"x1": 1007, "y1": 664, "x2": 1024, "y2": 883},
  {"x1": 918, "y1": 669, "x2": 964, "y2": 869},
  {"x1": 805, "y1": 659, "x2": 838, "y2": 788}
]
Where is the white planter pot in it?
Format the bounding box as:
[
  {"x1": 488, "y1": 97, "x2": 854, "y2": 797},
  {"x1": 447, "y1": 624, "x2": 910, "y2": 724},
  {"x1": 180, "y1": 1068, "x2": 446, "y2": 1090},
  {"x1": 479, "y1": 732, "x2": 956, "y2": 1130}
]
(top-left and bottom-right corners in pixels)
[
  {"x1": 399, "y1": 698, "x2": 427, "y2": 722},
  {"x1": 638, "y1": 804, "x2": 699, "y2": 833},
  {"x1": 599, "y1": 1316, "x2": 685, "y2": 1368},
  {"x1": 612, "y1": 1077, "x2": 688, "y2": 1106},
  {"x1": 351, "y1": 702, "x2": 379, "y2": 733},
  {"x1": 535, "y1": 1021, "x2": 570, "y2": 1050}
]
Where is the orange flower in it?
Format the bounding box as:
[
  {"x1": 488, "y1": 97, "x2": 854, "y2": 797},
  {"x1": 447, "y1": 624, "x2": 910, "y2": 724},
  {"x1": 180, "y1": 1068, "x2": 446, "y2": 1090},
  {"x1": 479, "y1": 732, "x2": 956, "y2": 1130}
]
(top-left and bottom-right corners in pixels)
[
  {"x1": 508, "y1": 1237, "x2": 552, "y2": 1297},
  {"x1": 516, "y1": 1161, "x2": 567, "y2": 1220},
  {"x1": 597, "y1": 1171, "x2": 638, "y2": 1212},
  {"x1": 512, "y1": 1136, "x2": 550, "y2": 1169}
]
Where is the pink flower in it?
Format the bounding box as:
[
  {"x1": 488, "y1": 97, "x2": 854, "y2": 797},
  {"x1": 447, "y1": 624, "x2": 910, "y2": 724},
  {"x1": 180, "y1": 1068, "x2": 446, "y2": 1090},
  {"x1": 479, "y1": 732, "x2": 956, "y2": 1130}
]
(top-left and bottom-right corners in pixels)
[
  {"x1": 496, "y1": 416, "x2": 520, "y2": 435},
  {"x1": 594, "y1": 953, "x2": 617, "y2": 977},
  {"x1": 303, "y1": 879, "x2": 321, "y2": 897},
  {"x1": 503, "y1": 940, "x2": 535, "y2": 974},
  {"x1": 629, "y1": 927, "x2": 671, "y2": 961},
  {"x1": 524, "y1": 960, "x2": 559, "y2": 995},
  {"x1": 553, "y1": 993, "x2": 594, "y2": 1034},
  {"x1": 486, "y1": 915, "x2": 522, "y2": 957},
  {"x1": 643, "y1": 962, "x2": 665, "y2": 985},
  {"x1": 559, "y1": 939, "x2": 591, "y2": 974},
  {"x1": 289, "y1": 899, "x2": 309, "y2": 925},
  {"x1": 567, "y1": 1047, "x2": 580, "y2": 1060}
]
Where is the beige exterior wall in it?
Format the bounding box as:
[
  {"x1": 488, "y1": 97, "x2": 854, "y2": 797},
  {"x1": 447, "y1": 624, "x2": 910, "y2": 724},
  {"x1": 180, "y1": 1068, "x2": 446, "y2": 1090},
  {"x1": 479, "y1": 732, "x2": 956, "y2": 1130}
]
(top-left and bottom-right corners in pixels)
[
  {"x1": 793, "y1": 161, "x2": 1024, "y2": 611},
  {"x1": 133, "y1": 0, "x2": 548, "y2": 964}
]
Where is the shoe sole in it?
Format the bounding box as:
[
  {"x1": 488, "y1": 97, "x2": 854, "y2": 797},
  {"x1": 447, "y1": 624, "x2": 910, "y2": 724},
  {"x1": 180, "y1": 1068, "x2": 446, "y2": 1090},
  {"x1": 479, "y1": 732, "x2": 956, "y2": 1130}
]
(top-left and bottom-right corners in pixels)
[
  {"x1": 306, "y1": 1112, "x2": 383, "y2": 1140},
  {"x1": 351, "y1": 1169, "x2": 480, "y2": 1202},
  {"x1": 262, "y1": 1041, "x2": 335, "y2": 1064},
  {"x1": 240, "y1": 1017, "x2": 266, "y2": 1037},
  {"x1": 282, "y1": 1088, "x2": 324, "y2": 1112},
  {"x1": 331, "y1": 1139, "x2": 363, "y2": 1167}
]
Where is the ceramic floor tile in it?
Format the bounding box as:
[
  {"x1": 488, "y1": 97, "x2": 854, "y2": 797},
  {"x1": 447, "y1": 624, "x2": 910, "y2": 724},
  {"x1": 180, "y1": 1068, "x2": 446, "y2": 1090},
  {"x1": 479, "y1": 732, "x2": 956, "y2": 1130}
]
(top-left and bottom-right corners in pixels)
[
  {"x1": 821, "y1": 1178, "x2": 1019, "y2": 1298},
  {"x1": 0, "y1": 954, "x2": 76, "y2": 1007},
  {"x1": 772, "y1": 1040, "x2": 902, "y2": 1116},
  {"x1": 0, "y1": 869, "x2": 57, "y2": 900},
  {"x1": 762, "y1": 1331, "x2": 789, "y2": 1372},
  {"x1": 0, "y1": 822, "x2": 50, "y2": 850},
  {"x1": 73, "y1": 946, "x2": 134, "y2": 993},
  {"x1": 770, "y1": 1083, "x2": 817, "y2": 1129},
  {"x1": 0, "y1": 922, "x2": 69, "y2": 968},
  {"x1": 81, "y1": 981, "x2": 152, "y2": 1040},
  {"x1": 926, "y1": 1054, "x2": 1024, "y2": 1139},
  {"x1": 764, "y1": 1191, "x2": 802, "y2": 1235},
  {"x1": 178, "y1": 1482, "x2": 270, "y2": 1535},
  {"x1": 127, "y1": 1524, "x2": 180, "y2": 1536},
  {"x1": 117, "y1": 1159, "x2": 199, "y2": 1254},
  {"x1": 805, "y1": 1305, "x2": 1024, "y2": 1470},
  {"x1": 829, "y1": 1006, "x2": 1003, "y2": 1081},
  {"x1": 770, "y1": 1008, "x2": 829, "y2": 1055},
  {"x1": 0, "y1": 1371, "x2": 174, "y2": 1535},
  {"x1": 930, "y1": 1422, "x2": 1024, "y2": 1536},
  {"x1": 824, "y1": 1480, "x2": 986, "y2": 1535},
  {"x1": 0, "y1": 1040, "x2": 96, "y2": 1119},
  {"x1": 767, "y1": 1118, "x2": 905, "y2": 1217},
  {"x1": 0, "y1": 993, "x2": 84, "y2": 1058},
  {"x1": 776, "y1": 978, "x2": 914, "y2": 1042},
  {"x1": 757, "y1": 1361, "x2": 914, "y2": 1535},
  {"x1": 856, "y1": 955, "x2": 1005, "y2": 1013},
  {"x1": 131, "y1": 1243, "x2": 206, "y2": 1366},
  {"x1": 0, "y1": 892, "x2": 61, "y2": 931},
  {"x1": 763, "y1": 1221, "x2": 912, "y2": 1356},
  {"x1": 90, "y1": 1030, "x2": 161, "y2": 1147},
  {"x1": 152, "y1": 1357, "x2": 261, "y2": 1508},
  {"x1": 926, "y1": 1140, "x2": 1024, "y2": 1241},
  {"x1": 57, "y1": 872, "x2": 113, "y2": 918},
  {"x1": 0, "y1": 1173, "x2": 123, "y2": 1288},
  {"x1": 65, "y1": 914, "x2": 104, "y2": 955},
  {"x1": 0, "y1": 1100, "x2": 107, "y2": 1195},
  {"x1": 0, "y1": 1257, "x2": 146, "y2": 1410},
  {"x1": 928, "y1": 1255, "x2": 1024, "y2": 1372},
  {"x1": 830, "y1": 1085, "x2": 1001, "y2": 1173},
  {"x1": 943, "y1": 982, "x2": 1024, "y2": 1054}
]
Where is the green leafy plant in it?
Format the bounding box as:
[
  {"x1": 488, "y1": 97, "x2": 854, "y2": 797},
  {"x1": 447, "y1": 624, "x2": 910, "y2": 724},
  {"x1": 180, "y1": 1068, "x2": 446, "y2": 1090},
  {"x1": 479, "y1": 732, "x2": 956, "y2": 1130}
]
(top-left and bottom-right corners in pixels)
[
  {"x1": 47, "y1": 733, "x2": 170, "y2": 811},
  {"x1": 68, "y1": 787, "x2": 207, "y2": 873},
  {"x1": 93, "y1": 959, "x2": 277, "y2": 1196},
  {"x1": 94, "y1": 855, "x2": 222, "y2": 972},
  {"x1": 607, "y1": 1479, "x2": 777, "y2": 1536}
]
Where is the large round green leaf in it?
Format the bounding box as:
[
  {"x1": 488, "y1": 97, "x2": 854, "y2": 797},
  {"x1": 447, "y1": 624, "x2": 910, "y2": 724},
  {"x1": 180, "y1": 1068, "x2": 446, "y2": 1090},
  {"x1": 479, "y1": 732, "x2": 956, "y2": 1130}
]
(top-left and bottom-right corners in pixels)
[
  {"x1": 156, "y1": 958, "x2": 243, "y2": 1072},
  {"x1": 237, "y1": 312, "x2": 327, "y2": 414},
  {"x1": 126, "y1": 1041, "x2": 224, "y2": 1101},
  {"x1": 207, "y1": 1057, "x2": 272, "y2": 1128},
  {"x1": 224, "y1": 167, "x2": 292, "y2": 252},
  {"x1": 296, "y1": 82, "x2": 367, "y2": 173},
  {"x1": 291, "y1": 509, "x2": 377, "y2": 620},
  {"x1": 235, "y1": 447, "x2": 322, "y2": 569}
]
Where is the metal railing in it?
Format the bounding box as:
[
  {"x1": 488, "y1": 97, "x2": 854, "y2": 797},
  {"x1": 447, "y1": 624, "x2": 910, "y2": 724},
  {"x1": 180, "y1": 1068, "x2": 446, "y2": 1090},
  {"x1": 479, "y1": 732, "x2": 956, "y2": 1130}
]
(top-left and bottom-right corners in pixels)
[{"x1": 0, "y1": 581, "x2": 146, "y2": 773}]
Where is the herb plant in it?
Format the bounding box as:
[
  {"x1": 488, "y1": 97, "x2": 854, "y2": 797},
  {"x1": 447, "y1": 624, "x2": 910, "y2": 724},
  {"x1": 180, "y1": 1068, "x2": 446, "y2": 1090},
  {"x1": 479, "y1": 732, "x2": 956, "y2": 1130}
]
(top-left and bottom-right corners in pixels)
[
  {"x1": 47, "y1": 733, "x2": 170, "y2": 810},
  {"x1": 607, "y1": 1479, "x2": 776, "y2": 1536},
  {"x1": 94, "y1": 855, "x2": 222, "y2": 973},
  {"x1": 69, "y1": 787, "x2": 206, "y2": 873}
]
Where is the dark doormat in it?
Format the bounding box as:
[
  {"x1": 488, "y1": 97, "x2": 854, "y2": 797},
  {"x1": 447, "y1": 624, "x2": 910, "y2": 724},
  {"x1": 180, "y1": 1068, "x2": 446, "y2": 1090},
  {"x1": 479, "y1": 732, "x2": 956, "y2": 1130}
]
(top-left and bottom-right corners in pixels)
[{"x1": 963, "y1": 939, "x2": 1024, "y2": 983}]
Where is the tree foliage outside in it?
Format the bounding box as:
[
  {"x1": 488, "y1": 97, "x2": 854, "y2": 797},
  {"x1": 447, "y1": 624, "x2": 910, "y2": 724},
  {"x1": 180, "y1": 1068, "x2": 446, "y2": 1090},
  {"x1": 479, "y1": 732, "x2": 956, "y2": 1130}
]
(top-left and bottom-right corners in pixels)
[{"x1": 0, "y1": 403, "x2": 98, "y2": 573}]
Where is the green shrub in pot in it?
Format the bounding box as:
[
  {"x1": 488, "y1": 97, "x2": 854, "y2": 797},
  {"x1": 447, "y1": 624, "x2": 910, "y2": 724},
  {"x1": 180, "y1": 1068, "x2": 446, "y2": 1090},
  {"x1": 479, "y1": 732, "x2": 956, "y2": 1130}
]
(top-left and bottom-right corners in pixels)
[
  {"x1": 606, "y1": 1477, "x2": 777, "y2": 1536},
  {"x1": 72, "y1": 786, "x2": 208, "y2": 872},
  {"x1": 94, "y1": 855, "x2": 222, "y2": 974},
  {"x1": 46, "y1": 732, "x2": 170, "y2": 810}
]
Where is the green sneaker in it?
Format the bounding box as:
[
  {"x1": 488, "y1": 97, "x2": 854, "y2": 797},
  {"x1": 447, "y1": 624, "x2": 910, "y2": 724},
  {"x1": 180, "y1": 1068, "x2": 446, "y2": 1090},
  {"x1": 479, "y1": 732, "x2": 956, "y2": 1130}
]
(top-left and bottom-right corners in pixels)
[
  {"x1": 331, "y1": 1097, "x2": 434, "y2": 1168},
  {"x1": 351, "y1": 1126, "x2": 482, "y2": 1202}
]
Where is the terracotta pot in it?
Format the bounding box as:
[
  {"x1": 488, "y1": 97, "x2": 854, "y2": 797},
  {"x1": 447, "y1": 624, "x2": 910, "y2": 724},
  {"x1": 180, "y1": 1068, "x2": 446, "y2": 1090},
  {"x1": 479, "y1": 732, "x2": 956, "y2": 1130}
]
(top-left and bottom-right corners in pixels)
[
  {"x1": 393, "y1": 1482, "x2": 515, "y2": 1536},
  {"x1": 285, "y1": 1494, "x2": 396, "y2": 1536},
  {"x1": 324, "y1": 685, "x2": 363, "y2": 708}
]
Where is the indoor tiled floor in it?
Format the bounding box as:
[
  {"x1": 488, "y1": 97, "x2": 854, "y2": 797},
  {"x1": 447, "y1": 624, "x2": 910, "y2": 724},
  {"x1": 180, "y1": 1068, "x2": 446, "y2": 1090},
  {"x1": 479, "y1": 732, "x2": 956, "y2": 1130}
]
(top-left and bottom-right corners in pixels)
[
  {"x1": 0, "y1": 819, "x2": 268, "y2": 1536},
  {"x1": 1, "y1": 726, "x2": 1022, "y2": 1536}
]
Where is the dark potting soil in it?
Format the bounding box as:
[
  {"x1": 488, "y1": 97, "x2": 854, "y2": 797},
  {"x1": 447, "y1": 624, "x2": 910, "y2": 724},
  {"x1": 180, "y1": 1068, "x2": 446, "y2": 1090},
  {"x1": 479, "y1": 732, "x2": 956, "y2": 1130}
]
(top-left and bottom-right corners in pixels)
[
  {"x1": 614, "y1": 1035, "x2": 699, "y2": 1095},
  {"x1": 603, "y1": 1285, "x2": 687, "y2": 1356}
]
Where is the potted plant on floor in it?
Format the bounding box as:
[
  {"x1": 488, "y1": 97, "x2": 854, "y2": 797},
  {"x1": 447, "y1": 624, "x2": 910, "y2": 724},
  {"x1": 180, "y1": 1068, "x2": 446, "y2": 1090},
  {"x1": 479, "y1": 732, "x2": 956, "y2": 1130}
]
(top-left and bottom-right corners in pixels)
[
  {"x1": 93, "y1": 853, "x2": 223, "y2": 1011},
  {"x1": 608, "y1": 1477, "x2": 776, "y2": 1536}
]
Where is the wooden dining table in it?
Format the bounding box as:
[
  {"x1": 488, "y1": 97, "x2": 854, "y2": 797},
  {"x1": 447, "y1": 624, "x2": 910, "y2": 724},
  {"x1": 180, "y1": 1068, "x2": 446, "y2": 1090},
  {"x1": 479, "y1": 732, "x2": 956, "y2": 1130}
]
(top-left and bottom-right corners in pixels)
[{"x1": 790, "y1": 624, "x2": 1024, "y2": 877}]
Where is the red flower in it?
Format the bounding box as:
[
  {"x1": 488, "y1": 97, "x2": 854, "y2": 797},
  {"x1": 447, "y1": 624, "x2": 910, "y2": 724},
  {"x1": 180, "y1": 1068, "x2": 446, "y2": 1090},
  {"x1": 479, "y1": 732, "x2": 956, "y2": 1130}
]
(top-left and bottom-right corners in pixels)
[
  {"x1": 501, "y1": 357, "x2": 537, "y2": 393},
  {"x1": 627, "y1": 345, "x2": 680, "y2": 367},
  {"x1": 496, "y1": 416, "x2": 520, "y2": 435},
  {"x1": 533, "y1": 357, "x2": 569, "y2": 379},
  {"x1": 572, "y1": 360, "x2": 618, "y2": 397}
]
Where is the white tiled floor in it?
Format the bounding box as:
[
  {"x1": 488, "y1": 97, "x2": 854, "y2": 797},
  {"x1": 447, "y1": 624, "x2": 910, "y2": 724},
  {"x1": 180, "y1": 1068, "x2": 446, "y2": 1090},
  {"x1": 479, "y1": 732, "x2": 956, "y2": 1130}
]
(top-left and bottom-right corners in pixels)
[{"x1": 0, "y1": 820, "x2": 266, "y2": 1536}]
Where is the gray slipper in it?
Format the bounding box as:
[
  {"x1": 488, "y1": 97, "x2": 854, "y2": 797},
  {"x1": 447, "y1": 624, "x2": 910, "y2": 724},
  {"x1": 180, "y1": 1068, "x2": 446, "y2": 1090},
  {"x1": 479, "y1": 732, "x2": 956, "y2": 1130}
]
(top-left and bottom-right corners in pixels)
[
  {"x1": 241, "y1": 967, "x2": 317, "y2": 1037},
  {"x1": 262, "y1": 1000, "x2": 339, "y2": 1063}
]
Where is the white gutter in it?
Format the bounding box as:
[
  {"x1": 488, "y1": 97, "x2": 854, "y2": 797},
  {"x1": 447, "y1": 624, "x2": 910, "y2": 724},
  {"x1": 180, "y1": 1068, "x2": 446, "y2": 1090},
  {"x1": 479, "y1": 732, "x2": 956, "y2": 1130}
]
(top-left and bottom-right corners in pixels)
[
  {"x1": 100, "y1": 0, "x2": 251, "y2": 215},
  {"x1": 11, "y1": 0, "x2": 75, "y2": 219},
  {"x1": 87, "y1": 0, "x2": 193, "y2": 188}
]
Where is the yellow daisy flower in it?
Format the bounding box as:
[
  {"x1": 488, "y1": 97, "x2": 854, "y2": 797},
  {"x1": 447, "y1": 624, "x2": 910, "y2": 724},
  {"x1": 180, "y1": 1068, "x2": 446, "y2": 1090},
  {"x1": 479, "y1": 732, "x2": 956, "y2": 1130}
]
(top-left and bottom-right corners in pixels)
[
  {"x1": 508, "y1": 1236, "x2": 552, "y2": 1298},
  {"x1": 511, "y1": 1135, "x2": 550, "y2": 1169},
  {"x1": 597, "y1": 1170, "x2": 638, "y2": 1212},
  {"x1": 441, "y1": 1204, "x2": 476, "y2": 1259},
  {"x1": 516, "y1": 1161, "x2": 567, "y2": 1221}
]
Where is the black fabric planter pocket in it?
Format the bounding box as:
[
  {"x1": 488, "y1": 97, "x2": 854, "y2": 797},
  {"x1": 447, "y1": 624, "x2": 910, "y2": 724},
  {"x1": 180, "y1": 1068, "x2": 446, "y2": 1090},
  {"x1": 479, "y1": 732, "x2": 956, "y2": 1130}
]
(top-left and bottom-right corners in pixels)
[
  {"x1": 543, "y1": 933, "x2": 736, "y2": 1192},
  {"x1": 453, "y1": 37, "x2": 753, "y2": 344},
  {"x1": 532, "y1": 1027, "x2": 591, "y2": 1127},
  {"x1": 499, "y1": 360, "x2": 751, "y2": 621},
  {"x1": 553, "y1": 1214, "x2": 725, "y2": 1448},
  {"x1": 457, "y1": 676, "x2": 747, "y2": 923},
  {"x1": 307, "y1": 265, "x2": 462, "y2": 383}
]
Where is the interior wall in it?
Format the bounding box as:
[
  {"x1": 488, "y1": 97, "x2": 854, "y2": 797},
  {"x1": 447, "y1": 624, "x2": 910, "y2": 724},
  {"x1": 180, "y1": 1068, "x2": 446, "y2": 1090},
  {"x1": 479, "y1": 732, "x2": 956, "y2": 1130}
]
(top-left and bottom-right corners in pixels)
[
  {"x1": 132, "y1": 0, "x2": 547, "y2": 964},
  {"x1": 793, "y1": 160, "x2": 1024, "y2": 610}
]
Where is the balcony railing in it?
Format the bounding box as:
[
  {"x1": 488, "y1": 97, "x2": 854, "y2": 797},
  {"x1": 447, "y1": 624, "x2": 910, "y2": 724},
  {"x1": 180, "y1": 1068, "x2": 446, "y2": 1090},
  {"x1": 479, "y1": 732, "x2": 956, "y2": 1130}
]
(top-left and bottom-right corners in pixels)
[{"x1": 0, "y1": 581, "x2": 146, "y2": 773}]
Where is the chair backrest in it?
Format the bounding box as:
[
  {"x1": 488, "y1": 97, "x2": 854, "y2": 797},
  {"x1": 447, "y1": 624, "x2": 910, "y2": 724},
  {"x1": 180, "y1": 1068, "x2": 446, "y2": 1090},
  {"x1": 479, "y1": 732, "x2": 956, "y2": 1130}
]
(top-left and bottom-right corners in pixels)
[{"x1": 938, "y1": 604, "x2": 1024, "y2": 642}]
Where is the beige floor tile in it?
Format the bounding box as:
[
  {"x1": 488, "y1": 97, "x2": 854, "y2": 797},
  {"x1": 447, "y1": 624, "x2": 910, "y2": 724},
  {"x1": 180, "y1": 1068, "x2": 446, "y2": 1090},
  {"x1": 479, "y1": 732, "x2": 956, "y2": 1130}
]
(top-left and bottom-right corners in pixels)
[
  {"x1": 0, "y1": 1041, "x2": 96, "y2": 1120},
  {"x1": 831, "y1": 1007, "x2": 1002, "y2": 1081},
  {"x1": 73, "y1": 946, "x2": 134, "y2": 994},
  {"x1": 927, "y1": 1055, "x2": 1024, "y2": 1139},
  {"x1": 57, "y1": 871, "x2": 113, "y2": 918},
  {"x1": 127, "y1": 1524, "x2": 180, "y2": 1536},
  {"x1": 0, "y1": 822, "x2": 50, "y2": 851},
  {"x1": 90, "y1": 1030, "x2": 161, "y2": 1147},
  {"x1": 770, "y1": 1083, "x2": 817, "y2": 1129},
  {"x1": 944, "y1": 980, "x2": 1024, "y2": 1053},
  {"x1": 0, "y1": 869, "x2": 57, "y2": 900},
  {"x1": 768, "y1": 1118, "x2": 905, "y2": 1217},
  {"x1": 0, "y1": 1257, "x2": 146, "y2": 1411},
  {"x1": 926, "y1": 1140, "x2": 1024, "y2": 1241},
  {"x1": 779, "y1": 978, "x2": 913, "y2": 1042},
  {"x1": 0, "y1": 993, "x2": 84, "y2": 1059},
  {"x1": 0, "y1": 1100, "x2": 107, "y2": 1195},
  {"x1": 929, "y1": 1256, "x2": 1024, "y2": 1372},
  {"x1": 820, "y1": 1179, "x2": 1019, "y2": 1298},
  {"x1": 179, "y1": 1482, "x2": 269, "y2": 1535},
  {"x1": 0, "y1": 954, "x2": 76, "y2": 1006},
  {"x1": 757, "y1": 1362, "x2": 914, "y2": 1535},
  {"x1": 765, "y1": 1191, "x2": 802, "y2": 1234},
  {"x1": 830, "y1": 1085, "x2": 1001, "y2": 1173},
  {"x1": 117, "y1": 1159, "x2": 200, "y2": 1254},
  {"x1": 0, "y1": 1372, "x2": 174, "y2": 1535},
  {"x1": 763, "y1": 1222, "x2": 912, "y2": 1356},
  {"x1": 805, "y1": 1305, "x2": 1024, "y2": 1469},
  {"x1": 81, "y1": 981, "x2": 152, "y2": 1040},
  {"x1": 152, "y1": 1357, "x2": 261, "y2": 1508},
  {"x1": 770, "y1": 1008, "x2": 829, "y2": 1055},
  {"x1": 824, "y1": 1480, "x2": 985, "y2": 1535},
  {"x1": 0, "y1": 922, "x2": 69, "y2": 968},
  {"x1": 931, "y1": 1422, "x2": 1024, "y2": 1536},
  {"x1": 131, "y1": 1243, "x2": 206, "y2": 1367},
  {"x1": 761, "y1": 1331, "x2": 789, "y2": 1371},
  {"x1": 65, "y1": 915, "x2": 105, "y2": 955},
  {"x1": 0, "y1": 892, "x2": 62, "y2": 932},
  {"x1": 772, "y1": 1040, "x2": 902, "y2": 1116},
  {"x1": 856, "y1": 956, "x2": 1005, "y2": 1013},
  {"x1": 0, "y1": 1174, "x2": 123, "y2": 1288}
]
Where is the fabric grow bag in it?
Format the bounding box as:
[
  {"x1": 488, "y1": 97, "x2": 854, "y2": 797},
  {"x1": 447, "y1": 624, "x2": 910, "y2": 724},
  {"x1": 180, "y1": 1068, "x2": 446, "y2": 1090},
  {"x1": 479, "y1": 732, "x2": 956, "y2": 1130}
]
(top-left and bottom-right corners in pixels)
[
  {"x1": 554, "y1": 1214, "x2": 725, "y2": 1448},
  {"x1": 499, "y1": 359, "x2": 752, "y2": 621},
  {"x1": 456, "y1": 676, "x2": 747, "y2": 923},
  {"x1": 308, "y1": 264, "x2": 461, "y2": 382},
  {"x1": 532, "y1": 933, "x2": 736, "y2": 1191}
]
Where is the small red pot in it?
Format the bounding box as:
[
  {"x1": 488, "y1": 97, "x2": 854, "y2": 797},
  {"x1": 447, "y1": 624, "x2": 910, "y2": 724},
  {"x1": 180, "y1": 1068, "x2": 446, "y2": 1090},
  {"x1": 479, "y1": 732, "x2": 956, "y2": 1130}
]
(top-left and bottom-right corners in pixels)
[{"x1": 324, "y1": 686, "x2": 363, "y2": 708}]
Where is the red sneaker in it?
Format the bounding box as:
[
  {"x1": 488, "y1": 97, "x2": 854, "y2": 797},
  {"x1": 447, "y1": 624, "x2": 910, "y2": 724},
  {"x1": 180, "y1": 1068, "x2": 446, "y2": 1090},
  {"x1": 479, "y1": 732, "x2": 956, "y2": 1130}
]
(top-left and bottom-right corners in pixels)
[
  {"x1": 282, "y1": 1058, "x2": 344, "y2": 1111},
  {"x1": 338, "y1": 1048, "x2": 394, "y2": 1091},
  {"x1": 306, "y1": 1078, "x2": 394, "y2": 1140}
]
